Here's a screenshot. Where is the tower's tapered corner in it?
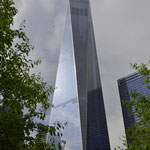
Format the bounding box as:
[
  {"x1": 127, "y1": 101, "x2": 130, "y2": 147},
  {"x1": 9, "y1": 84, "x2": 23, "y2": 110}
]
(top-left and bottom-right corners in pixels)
[{"x1": 49, "y1": 0, "x2": 110, "y2": 149}]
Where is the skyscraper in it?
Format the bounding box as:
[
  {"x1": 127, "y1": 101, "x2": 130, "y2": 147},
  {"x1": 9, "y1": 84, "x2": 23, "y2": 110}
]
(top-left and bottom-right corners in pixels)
[
  {"x1": 49, "y1": 0, "x2": 110, "y2": 149},
  {"x1": 118, "y1": 72, "x2": 150, "y2": 130}
]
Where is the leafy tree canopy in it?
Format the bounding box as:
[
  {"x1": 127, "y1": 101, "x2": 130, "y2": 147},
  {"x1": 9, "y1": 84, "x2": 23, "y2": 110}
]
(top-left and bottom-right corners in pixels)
[{"x1": 0, "y1": 0, "x2": 65, "y2": 149}]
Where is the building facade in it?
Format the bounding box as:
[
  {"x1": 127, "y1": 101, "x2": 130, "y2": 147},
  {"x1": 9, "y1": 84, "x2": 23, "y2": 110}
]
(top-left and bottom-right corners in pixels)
[
  {"x1": 118, "y1": 72, "x2": 150, "y2": 130},
  {"x1": 49, "y1": 0, "x2": 110, "y2": 149}
]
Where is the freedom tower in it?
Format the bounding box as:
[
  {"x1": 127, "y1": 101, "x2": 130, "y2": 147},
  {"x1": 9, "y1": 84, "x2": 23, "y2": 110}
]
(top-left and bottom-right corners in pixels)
[{"x1": 49, "y1": 0, "x2": 110, "y2": 149}]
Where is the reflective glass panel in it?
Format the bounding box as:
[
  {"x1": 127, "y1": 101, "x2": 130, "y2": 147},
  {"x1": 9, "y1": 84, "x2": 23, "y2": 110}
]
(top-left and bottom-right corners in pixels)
[{"x1": 49, "y1": 6, "x2": 83, "y2": 150}]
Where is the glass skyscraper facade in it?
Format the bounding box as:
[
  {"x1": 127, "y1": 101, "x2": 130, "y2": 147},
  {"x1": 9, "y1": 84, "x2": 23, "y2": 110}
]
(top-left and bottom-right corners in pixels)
[
  {"x1": 49, "y1": 0, "x2": 110, "y2": 149},
  {"x1": 118, "y1": 72, "x2": 150, "y2": 130}
]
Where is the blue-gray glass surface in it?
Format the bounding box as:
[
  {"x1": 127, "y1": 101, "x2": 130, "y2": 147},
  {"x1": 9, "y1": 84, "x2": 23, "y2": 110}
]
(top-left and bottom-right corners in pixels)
[
  {"x1": 50, "y1": 0, "x2": 110, "y2": 149},
  {"x1": 125, "y1": 73, "x2": 150, "y2": 122},
  {"x1": 118, "y1": 72, "x2": 150, "y2": 129},
  {"x1": 49, "y1": 7, "x2": 83, "y2": 150},
  {"x1": 70, "y1": 0, "x2": 110, "y2": 149}
]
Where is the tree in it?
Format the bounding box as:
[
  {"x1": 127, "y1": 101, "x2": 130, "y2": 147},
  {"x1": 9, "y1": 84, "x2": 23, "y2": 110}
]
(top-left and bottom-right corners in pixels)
[
  {"x1": 115, "y1": 61, "x2": 150, "y2": 150},
  {"x1": 0, "y1": 0, "x2": 65, "y2": 149}
]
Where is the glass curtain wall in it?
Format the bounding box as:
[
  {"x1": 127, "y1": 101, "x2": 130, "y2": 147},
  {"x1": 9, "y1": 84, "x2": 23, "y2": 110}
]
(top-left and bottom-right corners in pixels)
[{"x1": 49, "y1": 6, "x2": 83, "y2": 150}]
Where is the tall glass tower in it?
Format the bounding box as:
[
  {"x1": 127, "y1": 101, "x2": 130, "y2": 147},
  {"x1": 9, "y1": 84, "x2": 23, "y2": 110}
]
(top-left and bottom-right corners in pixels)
[{"x1": 49, "y1": 0, "x2": 110, "y2": 149}]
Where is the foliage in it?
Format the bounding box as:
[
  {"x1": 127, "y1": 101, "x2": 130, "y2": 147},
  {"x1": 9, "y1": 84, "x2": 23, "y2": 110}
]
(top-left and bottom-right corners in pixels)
[
  {"x1": 0, "y1": 0, "x2": 65, "y2": 149},
  {"x1": 115, "y1": 61, "x2": 150, "y2": 150}
]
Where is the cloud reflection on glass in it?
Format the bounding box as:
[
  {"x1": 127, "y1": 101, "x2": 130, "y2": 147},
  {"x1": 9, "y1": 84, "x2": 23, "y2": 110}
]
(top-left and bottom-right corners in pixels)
[{"x1": 49, "y1": 7, "x2": 83, "y2": 150}]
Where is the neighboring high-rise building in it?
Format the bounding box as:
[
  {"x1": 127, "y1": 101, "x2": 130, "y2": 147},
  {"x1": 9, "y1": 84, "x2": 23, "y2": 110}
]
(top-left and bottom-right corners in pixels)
[
  {"x1": 118, "y1": 72, "x2": 150, "y2": 130},
  {"x1": 49, "y1": 0, "x2": 110, "y2": 150}
]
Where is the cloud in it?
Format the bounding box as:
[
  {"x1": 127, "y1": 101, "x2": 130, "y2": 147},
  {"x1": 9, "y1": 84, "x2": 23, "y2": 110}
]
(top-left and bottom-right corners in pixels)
[{"x1": 14, "y1": 0, "x2": 68, "y2": 85}]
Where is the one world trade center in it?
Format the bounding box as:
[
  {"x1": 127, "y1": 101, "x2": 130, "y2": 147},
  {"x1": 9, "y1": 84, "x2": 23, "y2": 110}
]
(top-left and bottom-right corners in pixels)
[{"x1": 49, "y1": 0, "x2": 110, "y2": 149}]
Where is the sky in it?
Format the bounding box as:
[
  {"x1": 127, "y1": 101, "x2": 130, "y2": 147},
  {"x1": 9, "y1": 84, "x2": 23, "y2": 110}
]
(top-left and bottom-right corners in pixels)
[{"x1": 14, "y1": 0, "x2": 150, "y2": 149}]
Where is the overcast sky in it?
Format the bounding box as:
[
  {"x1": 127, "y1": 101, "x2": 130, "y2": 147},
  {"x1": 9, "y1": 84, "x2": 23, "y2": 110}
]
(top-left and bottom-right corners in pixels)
[{"x1": 14, "y1": 0, "x2": 150, "y2": 149}]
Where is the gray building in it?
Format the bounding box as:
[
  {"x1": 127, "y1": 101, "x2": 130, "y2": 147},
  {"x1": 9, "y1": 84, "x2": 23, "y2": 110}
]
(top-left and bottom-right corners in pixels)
[
  {"x1": 49, "y1": 0, "x2": 110, "y2": 150},
  {"x1": 118, "y1": 72, "x2": 150, "y2": 130}
]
